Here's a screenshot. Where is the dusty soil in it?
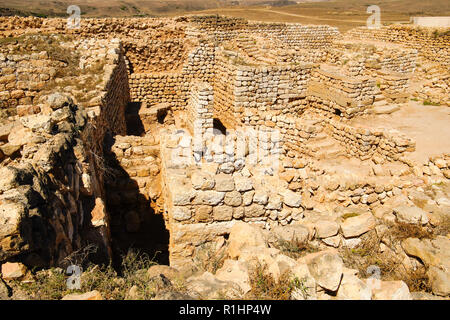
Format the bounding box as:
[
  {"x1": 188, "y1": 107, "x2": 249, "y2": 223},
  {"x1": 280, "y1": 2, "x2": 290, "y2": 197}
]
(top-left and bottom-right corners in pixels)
[{"x1": 350, "y1": 101, "x2": 450, "y2": 163}]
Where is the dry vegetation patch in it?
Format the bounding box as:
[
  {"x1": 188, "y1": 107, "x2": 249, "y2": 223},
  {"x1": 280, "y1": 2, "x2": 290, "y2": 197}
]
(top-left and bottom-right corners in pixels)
[
  {"x1": 14, "y1": 249, "x2": 188, "y2": 300},
  {"x1": 339, "y1": 228, "x2": 434, "y2": 293},
  {"x1": 273, "y1": 236, "x2": 319, "y2": 260},
  {"x1": 193, "y1": 243, "x2": 227, "y2": 275},
  {"x1": 244, "y1": 262, "x2": 309, "y2": 300}
]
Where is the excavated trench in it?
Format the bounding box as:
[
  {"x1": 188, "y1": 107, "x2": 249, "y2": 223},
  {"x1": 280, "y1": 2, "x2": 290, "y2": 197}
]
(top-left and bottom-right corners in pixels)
[{"x1": 103, "y1": 101, "x2": 170, "y2": 269}]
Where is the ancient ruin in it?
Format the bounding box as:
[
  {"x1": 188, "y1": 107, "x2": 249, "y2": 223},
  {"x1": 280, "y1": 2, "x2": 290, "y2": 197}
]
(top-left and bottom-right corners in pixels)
[{"x1": 0, "y1": 15, "x2": 449, "y2": 300}]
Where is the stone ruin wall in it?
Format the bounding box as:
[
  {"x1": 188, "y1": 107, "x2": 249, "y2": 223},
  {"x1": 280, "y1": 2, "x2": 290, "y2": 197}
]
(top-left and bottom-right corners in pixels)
[
  {"x1": 160, "y1": 129, "x2": 288, "y2": 268},
  {"x1": 213, "y1": 48, "x2": 314, "y2": 130},
  {"x1": 311, "y1": 67, "x2": 377, "y2": 103},
  {"x1": 128, "y1": 40, "x2": 216, "y2": 110},
  {"x1": 0, "y1": 15, "x2": 449, "y2": 274},
  {"x1": 185, "y1": 81, "x2": 214, "y2": 137},
  {"x1": 185, "y1": 15, "x2": 341, "y2": 48},
  {"x1": 0, "y1": 37, "x2": 130, "y2": 268},
  {"x1": 327, "y1": 120, "x2": 416, "y2": 162},
  {"x1": 213, "y1": 51, "x2": 239, "y2": 129},
  {"x1": 105, "y1": 134, "x2": 163, "y2": 259},
  {"x1": 159, "y1": 118, "x2": 418, "y2": 267},
  {"x1": 332, "y1": 41, "x2": 418, "y2": 75},
  {"x1": 123, "y1": 39, "x2": 189, "y2": 74},
  {"x1": 320, "y1": 41, "x2": 418, "y2": 103},
  {"x1": 345, "y1": 25, "x2": 450, "y2": 69},
  {"x1": 0, "y1": 51, "x2": 60, "y2": 116}
]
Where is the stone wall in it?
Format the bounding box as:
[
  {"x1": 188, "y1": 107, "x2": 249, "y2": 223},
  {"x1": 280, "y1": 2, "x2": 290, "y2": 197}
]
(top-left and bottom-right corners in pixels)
[
  {"x1": 123, "y1": 39, "x2": 189, "y2": 74},
  {"x1": 96, "y1": 40, "x2": 129, "y2": 137},
  {"x1": 183, "y1": 15, "x2": 248, "y2": 32},
  {"x1": 128, "y1": 40, "x2": 215, "y2": 110},
  {"x1": 327, "y1": 119, "x2": 416, "y2": 161},
  {"x1": 160, "y1": 129, "x2": 302, "y2": 267},
  {"x1": 376, "y1": 69, "x2": 411, "y2": 98},
  {"x1": 332, "y1": 41, "x2": 418, "y2": 76},
  {"x1": 213, "y1": 48, "x2": 314, "y2": 129},
  {"x1": 0, "y1": 51, "x2": 61, "y2": 115},
  {"x1": 0, "y1": 94, "x2": 112, "y2": 267},
  {"x1": 186, "y1": 81, "x2": 214, "y2": 137},
  {"x1": 312, "y1": 66, "x2": 377, "y2": 103},
  {"x1": 345, "y1": 25, "x2": 450, "y2": 69},
  {"x1": 185, "y1": 18, "x2": 341, "y2": 49},
  {"x1": 105, "y1": 134, "x2": 165, "y2": 259},
  {"x1": 129, "y1": 73, "x2": 189, "y2": 109},
  {"x1": 0, "y1": 36, "x2": 130, "y2": 268},
  {"x1": 247, "y1": 23, "x2": 341, "y2": 49}
]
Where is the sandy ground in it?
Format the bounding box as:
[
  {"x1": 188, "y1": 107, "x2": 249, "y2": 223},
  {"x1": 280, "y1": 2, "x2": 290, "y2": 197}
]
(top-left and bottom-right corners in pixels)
[{"x1": 350, "y1": 102, "x2": 450, "y2": 164}]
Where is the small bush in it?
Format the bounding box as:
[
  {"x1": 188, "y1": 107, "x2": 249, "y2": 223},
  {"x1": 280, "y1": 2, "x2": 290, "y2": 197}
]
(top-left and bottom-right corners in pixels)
[
  {"x1": 16, "y1": 249, "x2": 177, "y2": 300},
  {"x1": 273, "y1": 236, "x2": 317, "y2": 260},
  {"x1": 402, "y1": 268, "x2": 432, "y2": 293},
  {"x1": 340, "y1": 231, "x2": 403, "y2": 279},
  {"x1": 18, "y1": 268, "x2": 73, "y2": 300},
  {"x1": 245, "y1": 262, "x2": 308, "y2": 300},
  {"x1": 339, "y1": 229, "x2": 434, "y2": 293},
  {"x1": 193, "y1": 243, "x2": 226, "y2": 274},
  {"x1": 387, "y1": 222, "x2": 434, "y2": 241},
  {"x1": 432, "y1": 218, "x2": 450, "y2": 237}
]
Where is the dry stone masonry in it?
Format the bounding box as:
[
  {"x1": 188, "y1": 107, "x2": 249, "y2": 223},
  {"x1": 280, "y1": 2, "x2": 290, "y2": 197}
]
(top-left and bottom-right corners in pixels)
[{"x1": 0, "y1": 14, "x2": 449, "y2": 300}]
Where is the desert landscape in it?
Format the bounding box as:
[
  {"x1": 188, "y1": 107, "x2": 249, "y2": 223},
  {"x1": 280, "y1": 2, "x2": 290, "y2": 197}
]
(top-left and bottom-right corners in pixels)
[{"x1": 0, "y1": 1, "x2": 449, "y2": 303}]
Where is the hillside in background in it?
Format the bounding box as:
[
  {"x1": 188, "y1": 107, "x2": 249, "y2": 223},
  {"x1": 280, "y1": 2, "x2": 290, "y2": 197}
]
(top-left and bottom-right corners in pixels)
[{"x1": 0, "y1": 0, "x2": 449, "y2": 31}]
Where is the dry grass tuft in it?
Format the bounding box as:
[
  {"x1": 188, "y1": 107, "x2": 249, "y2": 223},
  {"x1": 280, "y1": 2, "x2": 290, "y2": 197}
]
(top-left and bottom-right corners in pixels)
[
  {"x1": 387, "y1": 222, "x2": 434, "y2": 241},
  {"x1": 245, "y1": 261, "x2": 308, "y2": 300},
  {"x1": 193, "y1": 242, "x2": 227, "y2": 274},
  {"x1": 402, "y1": 268, "x2": 432, "y2": 293},
  {"x1": 339, "y1": 229, "x2": 433, "y2": 293},
  {"x1": 273, "y1": 236, "x2": 318, "y2": 260},
  {"x1": 16, "y1": 248, "x2": 187, "y2": 300}
]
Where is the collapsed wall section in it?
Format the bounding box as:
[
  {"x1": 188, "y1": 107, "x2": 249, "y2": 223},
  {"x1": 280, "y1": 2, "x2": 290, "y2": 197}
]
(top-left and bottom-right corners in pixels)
[{"x1": 123, "y1": 39, "x2": 189, "y2": 74}]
